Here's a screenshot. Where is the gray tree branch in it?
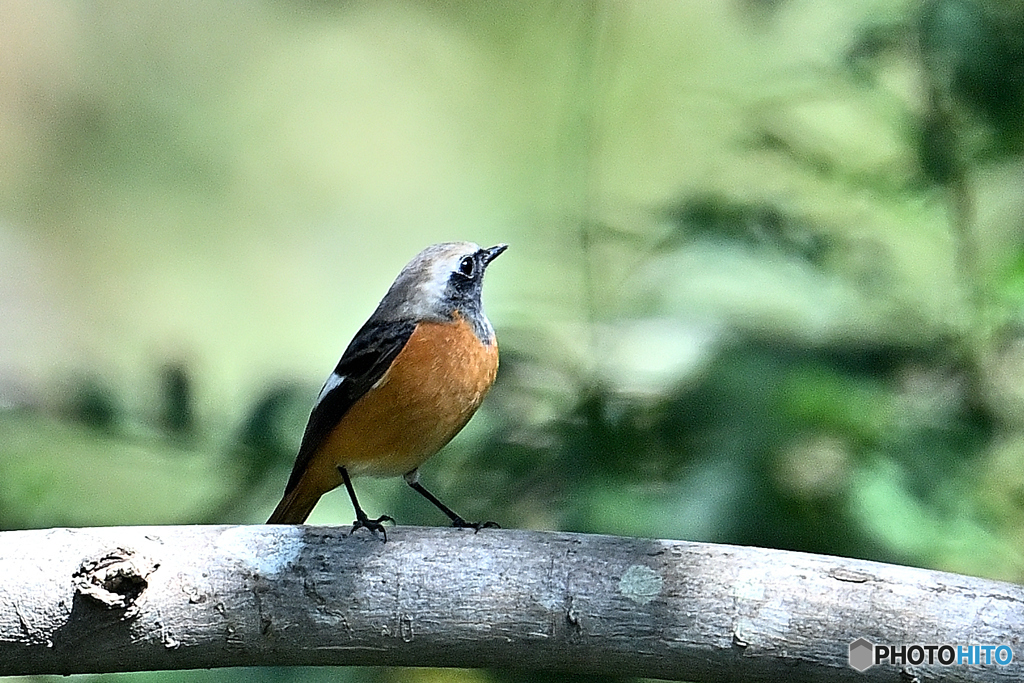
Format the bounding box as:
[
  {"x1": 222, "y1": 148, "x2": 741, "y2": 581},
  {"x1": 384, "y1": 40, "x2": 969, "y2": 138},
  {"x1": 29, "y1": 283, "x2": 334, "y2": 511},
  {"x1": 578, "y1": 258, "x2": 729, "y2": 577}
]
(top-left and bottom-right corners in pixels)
[{"x1": 0, "y1": 524, "x2": 1020, "y2": 681}]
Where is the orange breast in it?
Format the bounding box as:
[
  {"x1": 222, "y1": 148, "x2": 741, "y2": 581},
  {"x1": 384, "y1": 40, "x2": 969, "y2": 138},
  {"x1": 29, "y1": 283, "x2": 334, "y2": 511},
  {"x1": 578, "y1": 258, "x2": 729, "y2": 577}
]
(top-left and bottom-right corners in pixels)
[{"x1": 309, "y1": 315, "x2": 498, "y2": 487}]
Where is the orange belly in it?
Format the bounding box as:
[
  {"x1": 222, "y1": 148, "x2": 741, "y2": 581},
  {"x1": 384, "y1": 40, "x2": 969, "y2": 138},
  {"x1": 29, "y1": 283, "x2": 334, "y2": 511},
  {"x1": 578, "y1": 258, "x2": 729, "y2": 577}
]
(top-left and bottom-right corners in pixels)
[{"x1": 305, "y1": 316, "x2": 498, "y2": 493}]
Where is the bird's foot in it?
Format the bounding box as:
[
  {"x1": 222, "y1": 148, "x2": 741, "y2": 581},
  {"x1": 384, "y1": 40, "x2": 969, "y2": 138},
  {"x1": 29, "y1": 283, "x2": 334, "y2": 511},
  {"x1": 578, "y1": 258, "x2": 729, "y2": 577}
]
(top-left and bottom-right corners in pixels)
[
  {"x1": 351, "y1": 513, "x2": 395, "y2": 541},
  {"x1": 451, "y1": 518, "x2": 500, "y2": 532}
]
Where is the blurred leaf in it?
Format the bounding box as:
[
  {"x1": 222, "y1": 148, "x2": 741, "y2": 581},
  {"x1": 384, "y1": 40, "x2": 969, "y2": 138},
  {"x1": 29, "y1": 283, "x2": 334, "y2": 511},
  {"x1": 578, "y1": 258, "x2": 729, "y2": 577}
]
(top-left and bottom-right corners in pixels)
[{"x1": 663, "y1": 193, "x2": 833, "y2": 266}]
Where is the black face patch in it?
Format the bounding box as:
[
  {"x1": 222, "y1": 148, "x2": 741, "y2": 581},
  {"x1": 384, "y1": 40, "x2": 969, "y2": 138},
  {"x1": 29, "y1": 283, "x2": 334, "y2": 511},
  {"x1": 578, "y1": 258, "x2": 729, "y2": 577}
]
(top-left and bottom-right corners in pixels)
[
  {"x1": 440, "y1": 249, "x2": 498, "y2": 341},
  {"x1": 445, "y1": 252, "x2": 485, "y2": 306}
]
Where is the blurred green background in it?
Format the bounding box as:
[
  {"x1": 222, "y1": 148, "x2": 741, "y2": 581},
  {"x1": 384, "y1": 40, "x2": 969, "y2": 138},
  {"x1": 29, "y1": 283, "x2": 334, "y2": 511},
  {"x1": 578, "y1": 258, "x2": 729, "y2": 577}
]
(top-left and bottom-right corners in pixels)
[{"x1": 3, "y1": 0, "x2": 1024, "y2": 681}]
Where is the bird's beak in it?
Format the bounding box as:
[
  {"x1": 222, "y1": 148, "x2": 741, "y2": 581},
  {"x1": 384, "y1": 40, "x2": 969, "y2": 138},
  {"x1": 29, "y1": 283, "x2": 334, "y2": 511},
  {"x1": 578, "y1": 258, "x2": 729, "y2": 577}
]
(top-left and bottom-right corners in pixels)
[{"x1": 482, "y1": 244, "x2": 508, "y2": 265}]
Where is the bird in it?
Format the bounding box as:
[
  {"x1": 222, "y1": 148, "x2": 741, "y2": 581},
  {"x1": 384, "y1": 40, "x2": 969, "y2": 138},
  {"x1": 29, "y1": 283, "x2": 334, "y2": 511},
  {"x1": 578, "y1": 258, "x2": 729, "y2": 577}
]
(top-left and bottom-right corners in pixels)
[{"x1": 266, "y1": 241, "x2": 506, "y2": 538}]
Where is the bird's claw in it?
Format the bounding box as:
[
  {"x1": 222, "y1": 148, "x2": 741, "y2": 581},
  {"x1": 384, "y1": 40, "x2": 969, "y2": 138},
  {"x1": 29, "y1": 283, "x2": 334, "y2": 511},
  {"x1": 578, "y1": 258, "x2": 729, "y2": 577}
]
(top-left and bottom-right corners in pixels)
[
  {"x1": 351, "y1": 513, "x2": 395, "y2": 541},
  {"x1": 452, "y1": 518, "x2": 500, "y2": 532}
]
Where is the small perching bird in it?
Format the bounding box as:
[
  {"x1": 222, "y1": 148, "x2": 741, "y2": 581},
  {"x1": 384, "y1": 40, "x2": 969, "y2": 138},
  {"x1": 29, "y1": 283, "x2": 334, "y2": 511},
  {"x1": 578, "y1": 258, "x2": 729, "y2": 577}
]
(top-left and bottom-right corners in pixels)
[{"x1": 267, "y1": 241, "x2": 506, "y2": 538}]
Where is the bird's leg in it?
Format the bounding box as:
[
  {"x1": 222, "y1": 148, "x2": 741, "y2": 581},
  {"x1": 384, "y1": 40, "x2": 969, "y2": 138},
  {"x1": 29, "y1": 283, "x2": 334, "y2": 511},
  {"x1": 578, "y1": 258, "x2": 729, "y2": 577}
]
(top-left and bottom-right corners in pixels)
[
  {"x1": 339, "y1": 466, "x2": 394, "y2": 541},
  {"x1": 403, "y1": 469, "x2": 499, "y2": 531}
]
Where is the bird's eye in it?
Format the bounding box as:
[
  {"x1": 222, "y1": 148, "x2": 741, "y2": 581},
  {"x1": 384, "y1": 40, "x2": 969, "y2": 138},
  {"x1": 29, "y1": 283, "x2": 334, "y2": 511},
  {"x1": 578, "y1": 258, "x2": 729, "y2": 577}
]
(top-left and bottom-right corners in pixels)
[{"x1": 458, "y1": 256, "x2": 475, "y2": 278}]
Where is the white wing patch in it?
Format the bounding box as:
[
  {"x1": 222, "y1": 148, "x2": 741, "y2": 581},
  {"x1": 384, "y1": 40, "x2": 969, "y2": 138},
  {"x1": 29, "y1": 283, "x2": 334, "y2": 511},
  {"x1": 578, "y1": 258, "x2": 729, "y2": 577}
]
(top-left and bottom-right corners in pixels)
[{"x1": 315, "y1": 372, "x2": 346, "y2": 407}]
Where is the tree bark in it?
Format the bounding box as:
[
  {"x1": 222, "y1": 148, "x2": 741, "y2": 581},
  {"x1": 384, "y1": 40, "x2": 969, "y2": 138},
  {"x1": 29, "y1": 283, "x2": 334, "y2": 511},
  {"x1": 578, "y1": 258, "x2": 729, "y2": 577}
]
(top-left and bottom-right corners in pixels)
[{"x1": 0, "y1": 524, "x2": 1020, "y2": 681}]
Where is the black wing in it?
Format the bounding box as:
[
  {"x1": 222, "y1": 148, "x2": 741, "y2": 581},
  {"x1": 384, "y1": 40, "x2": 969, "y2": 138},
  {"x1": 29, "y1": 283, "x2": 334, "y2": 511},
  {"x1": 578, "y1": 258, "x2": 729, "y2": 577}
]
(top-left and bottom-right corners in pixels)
[{"x1": 282, "y1": 319, "x2": 417, "y2": 495}]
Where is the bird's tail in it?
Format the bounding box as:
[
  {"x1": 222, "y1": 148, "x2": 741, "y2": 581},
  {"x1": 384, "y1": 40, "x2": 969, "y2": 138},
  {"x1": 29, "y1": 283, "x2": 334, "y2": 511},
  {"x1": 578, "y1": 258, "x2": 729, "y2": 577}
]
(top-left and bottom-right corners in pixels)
[{"x1": 266, "y1": 480, "x2": 321, "y2": 524}]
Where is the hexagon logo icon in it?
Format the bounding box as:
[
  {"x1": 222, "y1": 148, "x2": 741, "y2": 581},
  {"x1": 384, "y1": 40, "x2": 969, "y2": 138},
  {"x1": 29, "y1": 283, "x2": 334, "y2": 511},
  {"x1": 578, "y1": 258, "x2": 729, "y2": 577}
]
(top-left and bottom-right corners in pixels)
[{"x1": 849, "y1": 638, "x2": 875, "y2": 672}]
